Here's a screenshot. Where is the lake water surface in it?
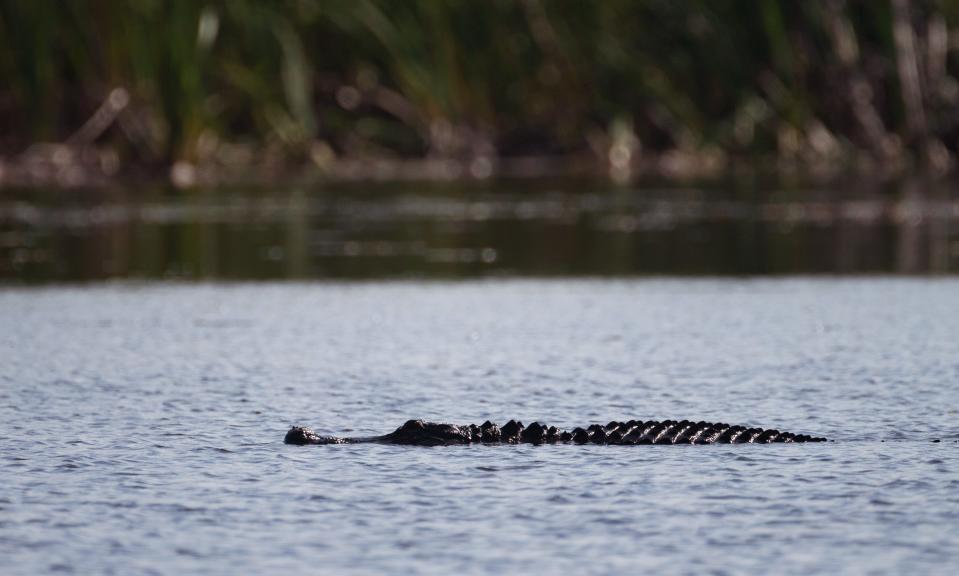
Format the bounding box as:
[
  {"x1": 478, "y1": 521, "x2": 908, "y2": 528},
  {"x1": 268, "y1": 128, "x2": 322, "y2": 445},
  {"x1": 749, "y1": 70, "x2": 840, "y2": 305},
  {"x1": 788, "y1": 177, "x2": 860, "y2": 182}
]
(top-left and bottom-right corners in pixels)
[
  {"x1": 2, "y1": 178, "x2": 958, "y2": 281},
  {"x1": 2, "y1": 180, "x2": 959, "y2": 574},
  {"x1": 2, "y1": 279, "x2": 958, "y2": 575}
]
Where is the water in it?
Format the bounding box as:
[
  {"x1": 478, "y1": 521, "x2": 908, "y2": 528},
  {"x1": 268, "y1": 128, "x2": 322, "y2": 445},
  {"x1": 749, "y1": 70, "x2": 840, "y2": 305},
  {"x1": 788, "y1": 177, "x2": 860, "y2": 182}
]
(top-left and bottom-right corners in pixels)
[
  {"x1": 3, "y1": 179, "x2": 959, "y2": 573},
  {"x1": 2, "y1": 279, "x2": 958, "y2": 574},
  {"x1": 2, "y1": 178, "x2": 958, "y2": 282}
]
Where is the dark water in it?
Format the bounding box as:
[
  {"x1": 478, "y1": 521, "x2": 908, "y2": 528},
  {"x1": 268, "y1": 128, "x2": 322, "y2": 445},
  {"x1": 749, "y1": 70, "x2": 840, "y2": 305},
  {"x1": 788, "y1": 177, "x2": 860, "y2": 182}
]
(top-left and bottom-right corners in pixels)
[
  {"x1": 2, "y1": 279, "x2": 958, "y2": 575},
  {"x1": 2, "y1": 178, "x2": 958, "y2": 282}
]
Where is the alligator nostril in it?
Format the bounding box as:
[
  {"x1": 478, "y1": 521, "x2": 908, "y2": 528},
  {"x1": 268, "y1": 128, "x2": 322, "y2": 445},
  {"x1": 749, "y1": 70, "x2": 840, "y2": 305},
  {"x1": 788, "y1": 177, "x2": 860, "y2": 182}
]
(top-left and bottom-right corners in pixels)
[{"x1": 284, "y1": 426, "x2": 323, "y2": 445}]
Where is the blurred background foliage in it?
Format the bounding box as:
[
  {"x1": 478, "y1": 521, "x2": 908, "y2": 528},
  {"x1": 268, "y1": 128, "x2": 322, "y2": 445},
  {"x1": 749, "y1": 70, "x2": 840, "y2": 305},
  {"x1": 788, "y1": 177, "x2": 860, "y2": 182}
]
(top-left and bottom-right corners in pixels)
[{"x1": 3, "y1": 0, "x2": 959, "y2": 178}]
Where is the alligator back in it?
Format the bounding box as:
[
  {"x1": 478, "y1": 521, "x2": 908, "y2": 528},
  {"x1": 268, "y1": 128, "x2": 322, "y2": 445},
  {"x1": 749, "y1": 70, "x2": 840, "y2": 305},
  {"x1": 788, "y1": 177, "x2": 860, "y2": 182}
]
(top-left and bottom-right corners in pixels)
[{"x1": 285, "y1": 419, "x2": 827, "y2": 445}]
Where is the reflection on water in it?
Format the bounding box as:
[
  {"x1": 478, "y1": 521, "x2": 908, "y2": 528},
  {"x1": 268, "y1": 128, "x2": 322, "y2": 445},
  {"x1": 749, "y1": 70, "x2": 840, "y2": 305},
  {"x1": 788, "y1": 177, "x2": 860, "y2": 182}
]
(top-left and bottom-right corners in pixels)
[{"x1": 2, "y1": 178, "x2": 958, "y2": 281}]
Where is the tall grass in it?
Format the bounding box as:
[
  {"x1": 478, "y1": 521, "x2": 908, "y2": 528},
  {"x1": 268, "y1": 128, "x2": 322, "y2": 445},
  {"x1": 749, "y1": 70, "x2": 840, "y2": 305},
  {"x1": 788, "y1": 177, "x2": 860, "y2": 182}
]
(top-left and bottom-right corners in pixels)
[{"x1": 1, "y1": 0, "x2": 958, "y2": 168}]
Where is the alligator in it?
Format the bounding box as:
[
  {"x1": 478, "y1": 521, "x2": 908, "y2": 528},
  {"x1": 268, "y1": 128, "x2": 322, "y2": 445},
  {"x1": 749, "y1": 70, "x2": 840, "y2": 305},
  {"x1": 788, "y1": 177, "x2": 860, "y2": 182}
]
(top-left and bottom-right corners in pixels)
[{"x1": 284, "y1": 419, "x2": 827, "y2": 446}]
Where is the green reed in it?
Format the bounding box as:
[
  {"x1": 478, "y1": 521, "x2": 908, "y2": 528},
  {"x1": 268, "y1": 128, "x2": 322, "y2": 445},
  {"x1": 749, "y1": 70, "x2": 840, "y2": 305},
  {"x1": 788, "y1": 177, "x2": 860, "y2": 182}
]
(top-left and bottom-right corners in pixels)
[{"x1": 1, "y1": 0, "x2": 957, "y2": 167}]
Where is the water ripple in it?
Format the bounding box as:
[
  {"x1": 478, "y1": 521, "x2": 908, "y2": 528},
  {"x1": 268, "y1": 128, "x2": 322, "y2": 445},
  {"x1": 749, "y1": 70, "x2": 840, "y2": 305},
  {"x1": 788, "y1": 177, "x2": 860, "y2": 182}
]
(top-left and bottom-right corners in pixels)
[{"x1": 1, "y1": 279, "x2": 958, "y2": 574}]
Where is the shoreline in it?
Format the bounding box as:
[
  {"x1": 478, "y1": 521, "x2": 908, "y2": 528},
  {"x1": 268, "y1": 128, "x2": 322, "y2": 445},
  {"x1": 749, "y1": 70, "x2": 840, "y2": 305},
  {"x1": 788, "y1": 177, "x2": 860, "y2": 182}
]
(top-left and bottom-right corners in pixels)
[{"x1": 1, "y1": 142, "x2": 953, "y2": 190}]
